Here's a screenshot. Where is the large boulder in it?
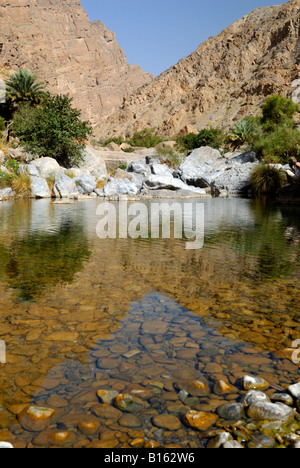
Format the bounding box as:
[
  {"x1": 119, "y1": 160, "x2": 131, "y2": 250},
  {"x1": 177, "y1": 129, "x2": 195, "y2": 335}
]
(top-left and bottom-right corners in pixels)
[
  {"x1": 176, "y1": 147, "x2": 259, "y2": 196},
  {"x1": 102, "y1": 178, "x2": 142, "y2": 198},
  {"x1": 210, "y1": 163, "x2": 259, "y2": 196},
  {"x1": 30, "y1": 176, "x2": 52, "y2": 199},
  {"x1": 143, "y1": 174, "x2": 206, "y2": 195},
  {"x1": 52, "y1": 174, "x2": 79, "y2": 199},
  {"x1": 176, "y1": 147, "x2": 224, "y2": 187},
  {"x1": 75, "y1": 146, "x2": 108, "y2": 182},
  {"x1": 150, "y1": 163, "x2": 174, "y2": 177},
  {"x1": 74, "y1": 174, "x2": 97, "y2": 194},
  {"x1": 29, "y1": 157, "x2": 63, "y2": 179},
  {"x1": 127, "y1": 161, "x2": 152, "y2": 177}
]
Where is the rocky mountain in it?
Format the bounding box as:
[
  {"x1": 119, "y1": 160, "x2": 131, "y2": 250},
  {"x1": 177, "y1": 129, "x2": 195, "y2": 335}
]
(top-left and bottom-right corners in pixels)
[
  {"x1": 0, "y1": 0, "x2": 153, "y2": 126},
  {"x1": 101, "y1": 0, "x2": 300, "y2": 139}
]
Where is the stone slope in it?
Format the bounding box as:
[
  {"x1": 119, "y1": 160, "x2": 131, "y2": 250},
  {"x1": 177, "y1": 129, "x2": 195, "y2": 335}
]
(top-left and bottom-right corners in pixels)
[
  {"x1": 0, "y1": 0, "x2": 153, "y2": 126},
  {"x1": 100, "y1": 0, "x2": 300, "y2": 138}
]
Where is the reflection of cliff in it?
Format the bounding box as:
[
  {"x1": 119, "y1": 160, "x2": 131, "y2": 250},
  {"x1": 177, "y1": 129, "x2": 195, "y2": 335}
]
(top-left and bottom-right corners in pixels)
[{"x1": 0, "y1": 0, "x2": 152, "y2": 126}]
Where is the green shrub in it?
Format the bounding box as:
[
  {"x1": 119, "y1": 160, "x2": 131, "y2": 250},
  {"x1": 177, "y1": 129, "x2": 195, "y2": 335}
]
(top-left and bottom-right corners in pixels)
[
  {"x1": 0, "y1": 170, "x2": 13, "y2": 189},
  {"x1": 0, "y1": 116, "x2": 5, "y2": 133},
  {"x1": 102, "y1": 136, "x2": 124, "y2": 147},
  {"x1": 156, "y1": 145, "x2": 183, "y2": 169},
  {"x1": 0, "y1": 159, "x2": 31, "y2": 196},
  {"x1": 13, "y1": 95, "x2": 93, "y2": 168},
  {"x1": 261, "y1": 94, "x2": 299, "y2": 128},
  {"x1": 176, "y1": 128, "x2": 224, "y2": 153},
  {"x1": 250, "y1": 164, "x2": 285, "y2": 198},
  {"x1": 253, "y1": 126, "x2": 300, "y2": 164},
  {"x1": 127, "y1": 128, "x2": 163, "y2": 148}
]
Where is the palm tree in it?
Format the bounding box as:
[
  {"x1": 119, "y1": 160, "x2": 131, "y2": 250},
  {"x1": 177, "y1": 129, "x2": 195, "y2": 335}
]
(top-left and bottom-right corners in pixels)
[{"x1": 5, "y1": 69, "x2": 46, "y2": 108}]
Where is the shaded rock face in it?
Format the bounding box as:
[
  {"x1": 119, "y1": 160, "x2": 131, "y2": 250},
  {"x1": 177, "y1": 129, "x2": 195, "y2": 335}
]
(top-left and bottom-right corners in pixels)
[
  {"x1": 102, "y1": 0, "x2": 300, "y2": 138},
  {"x1": 0, "y1": 0, "x2": 153, "y2": 126}
]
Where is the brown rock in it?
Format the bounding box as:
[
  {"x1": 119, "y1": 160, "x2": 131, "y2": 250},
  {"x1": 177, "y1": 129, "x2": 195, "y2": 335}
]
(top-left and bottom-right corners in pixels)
[
  {"x1": 152, "y1": 414, "x2": 182, "y2": 431},
  {"x1": 33, "y1": 430, "x2": 76, "y2": 447},
  {"x1": 47, "y1": 331, "x2": 79, "y2": 342},
  {"x1": 184, "y1": 410, "x2": 218, "y2": 431},
  {"x1": 91, "y1": 404, "x2": 122, "y2": 420},
  {"x1": 18, "y1": 406, "x2": 55, "y2": 432},
  {"x1": 78, "y1": 417, "x2": 100, "y2": 436},
  {"x1": 118, "y1": 414, "x2": 143, "y2": 428}
]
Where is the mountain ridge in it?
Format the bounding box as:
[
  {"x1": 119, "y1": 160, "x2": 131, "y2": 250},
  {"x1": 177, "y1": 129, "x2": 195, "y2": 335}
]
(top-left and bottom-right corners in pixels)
[{"x1": 99, "y1": 0, "x2": 300, "y2": 138}]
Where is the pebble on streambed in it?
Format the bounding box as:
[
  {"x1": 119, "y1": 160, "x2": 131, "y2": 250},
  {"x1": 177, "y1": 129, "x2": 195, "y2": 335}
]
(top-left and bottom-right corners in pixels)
[{"x1": 4, "y1": 374, "x2": 300, "y2": 449}]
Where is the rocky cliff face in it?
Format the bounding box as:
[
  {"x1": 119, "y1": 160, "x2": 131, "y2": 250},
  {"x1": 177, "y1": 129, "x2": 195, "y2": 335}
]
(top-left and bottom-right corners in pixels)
[
  {"x1": 101, "y1": 0, "x2": 300, "y2": 138},
  {"x1": 0, "y1": 0, "x2": 153, "y2": 126}
]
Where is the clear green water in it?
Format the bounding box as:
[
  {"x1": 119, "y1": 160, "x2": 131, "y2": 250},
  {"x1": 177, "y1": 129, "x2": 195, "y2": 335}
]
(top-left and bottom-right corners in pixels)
[{"x1": 0, "y1": 198, "x2": 299, "y2": 448}]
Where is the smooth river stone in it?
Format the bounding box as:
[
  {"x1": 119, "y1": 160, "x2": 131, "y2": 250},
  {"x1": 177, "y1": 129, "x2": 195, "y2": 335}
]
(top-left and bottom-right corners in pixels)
[
  {"x1": 114, "y1": 394, "x2": 146, "y2": 413},
  {"x1": 141, "y1": 320, "x2": 169, "y2": 335},
  {"x1": 33, "y1": 430, "x2": 77, "y2": 447},
  {"x1": 152, "y1": 414, "x2": 182, "y2": 431},
  {"x1": 183, "y1": 411, "x2": 218, "y2": 431},
  {"x1": 247, "y1": 402, "x2": 295, "y2": 422},
  {"x1": 47, "y1": 331, "x2": 79, "y2": 342},
  {"x1": 118, "y1": 414, "x2": 143, "y2": 428},
  {"x1": 18, "y1": 406, "x2": 55, "y2": 432},
  {"x1": 242, "y1": 375, "x2": 270, "y2": 391}
]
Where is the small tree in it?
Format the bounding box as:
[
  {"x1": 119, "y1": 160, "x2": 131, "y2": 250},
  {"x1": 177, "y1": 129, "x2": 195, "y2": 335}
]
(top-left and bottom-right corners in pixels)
[{"x1": 13, "y1": 94, "x2": 93, "y2": 167}]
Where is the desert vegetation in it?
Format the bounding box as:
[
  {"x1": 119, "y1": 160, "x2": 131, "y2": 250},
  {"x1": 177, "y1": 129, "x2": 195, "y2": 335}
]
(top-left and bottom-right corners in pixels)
[{"x1": 0, "y1": 69, "x2": 93, "y2": 168}]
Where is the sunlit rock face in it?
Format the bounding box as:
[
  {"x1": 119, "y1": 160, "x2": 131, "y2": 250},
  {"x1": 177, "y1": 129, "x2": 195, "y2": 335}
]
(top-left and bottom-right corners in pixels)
[{"x1": 0, "y1": 0, "x2": 153, "y2": 126}]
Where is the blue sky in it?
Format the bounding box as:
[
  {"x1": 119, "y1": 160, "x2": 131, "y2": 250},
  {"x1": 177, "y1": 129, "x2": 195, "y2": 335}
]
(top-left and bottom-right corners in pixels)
[{"x1": 81, "y1": 0, "x2": 289, "y2": 76}]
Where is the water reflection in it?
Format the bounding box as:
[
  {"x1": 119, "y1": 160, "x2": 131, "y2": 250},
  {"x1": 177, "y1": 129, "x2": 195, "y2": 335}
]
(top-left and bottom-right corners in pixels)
[
  {"x1": 0, "y1": 200, "x2": 91, "y2": 301},
  {"x1": 0, "y1": 197, "x2": 299, "y2": 447}
]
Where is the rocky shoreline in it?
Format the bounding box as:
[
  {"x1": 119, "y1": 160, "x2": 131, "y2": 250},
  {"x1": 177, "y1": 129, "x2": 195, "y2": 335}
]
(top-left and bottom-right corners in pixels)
[
  {"x1": 0, "y1": 144, "x2": 264, "y2": 202},
  {"x1": 1, "y1": 143, "x2": 299, "y2": 204}
]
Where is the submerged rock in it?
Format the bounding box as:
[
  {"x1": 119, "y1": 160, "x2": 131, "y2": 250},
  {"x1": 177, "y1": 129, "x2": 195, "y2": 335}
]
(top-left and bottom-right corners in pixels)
[
  {"x1": 18, "y1": 406, "x2": 55, "y2": 432},
  {"x1": 247, "y1": 401, "x2": 295, "y2": 422},
  {"x1": 217, "y1": 402, "x2": 245, "y2": 420},
  {"x1": 242, "y1": 375, "x2": 270, "y2": 391},
  {"x1": 183, "y1": 410, "x2": 218, "y2": 431},
  {"x1": 113, "y1": 394, "x2": 146, "y2": 413},
  {"x1": 152, "y1": 414, "x2": 182, "y2": 431}
]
